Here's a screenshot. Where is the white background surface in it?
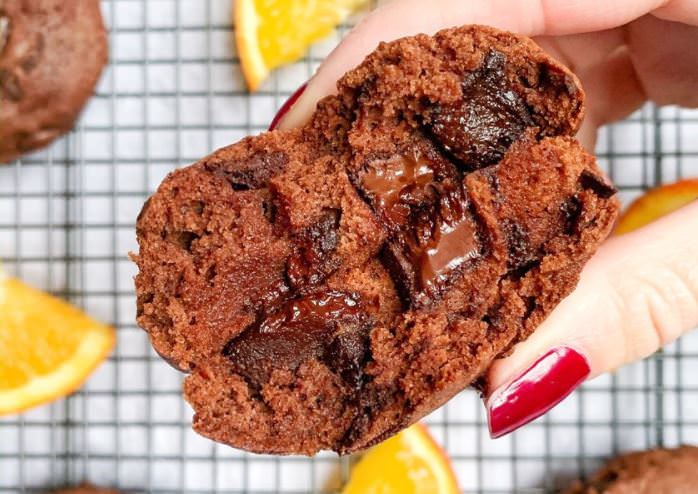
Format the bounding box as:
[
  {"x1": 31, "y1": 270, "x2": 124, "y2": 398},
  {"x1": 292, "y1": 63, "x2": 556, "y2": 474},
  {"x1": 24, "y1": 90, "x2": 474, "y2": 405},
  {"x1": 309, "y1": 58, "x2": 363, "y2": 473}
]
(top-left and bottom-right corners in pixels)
[{"x1": 1, "y1": 1, "x2": 698, "y2": 492}]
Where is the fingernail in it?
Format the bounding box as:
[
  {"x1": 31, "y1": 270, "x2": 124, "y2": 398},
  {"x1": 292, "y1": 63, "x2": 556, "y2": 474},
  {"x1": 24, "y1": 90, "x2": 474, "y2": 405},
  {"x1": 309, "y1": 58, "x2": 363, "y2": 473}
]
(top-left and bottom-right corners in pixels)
[
  {"x1": 487, "y1": 346, "x2": 590, "y2": 439},
  {"x1": 269, "y1": 83, "x2": 308, "y2": 130}
]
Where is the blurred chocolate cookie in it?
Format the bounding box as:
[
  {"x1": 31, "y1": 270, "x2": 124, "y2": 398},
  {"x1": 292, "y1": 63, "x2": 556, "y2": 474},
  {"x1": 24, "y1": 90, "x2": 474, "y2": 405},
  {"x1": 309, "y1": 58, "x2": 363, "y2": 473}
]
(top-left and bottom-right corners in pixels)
[
  {"x1": 0, "y1": 0, "x2": 107, "y2": 163},
  {"x1": 566, "y1": 446, "x2": 698, "y2": 493},
  {"x1": 52, "y1": 485, "x2": 119, "y2": 494}
]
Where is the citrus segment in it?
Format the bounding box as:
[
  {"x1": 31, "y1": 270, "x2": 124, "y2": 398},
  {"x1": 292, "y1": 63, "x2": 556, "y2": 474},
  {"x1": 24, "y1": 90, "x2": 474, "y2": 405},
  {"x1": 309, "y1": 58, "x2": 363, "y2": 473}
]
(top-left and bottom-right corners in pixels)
[
  {"x1": 342, "y1": 423, "x2": 460, "y2": 494},
  {"x1": 236, "y1": 0, "x2": 368, "y2": 91},
  {"x1": 616, "y1": 178, "x2": 698, "y2": 234},
  {"x1": 0, "y1": 273, "x2": 114, "y2": 415}
]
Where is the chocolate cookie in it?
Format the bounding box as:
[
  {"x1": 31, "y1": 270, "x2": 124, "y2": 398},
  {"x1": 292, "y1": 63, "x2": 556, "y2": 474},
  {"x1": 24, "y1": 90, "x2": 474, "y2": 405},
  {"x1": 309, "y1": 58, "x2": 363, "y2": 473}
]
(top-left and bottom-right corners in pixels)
[
  {"x1": 0, "y1": 0, "x2": 108, "y2": 163},
  {"x1": 52, "y1": 485, "x2": 119, "y2": 494},
  {"x1": 134, "y1": 25, "x2": 620, "y2": 455},
  {"x1": 565, "y1": 446, "x2": 698, "y2": 493}
]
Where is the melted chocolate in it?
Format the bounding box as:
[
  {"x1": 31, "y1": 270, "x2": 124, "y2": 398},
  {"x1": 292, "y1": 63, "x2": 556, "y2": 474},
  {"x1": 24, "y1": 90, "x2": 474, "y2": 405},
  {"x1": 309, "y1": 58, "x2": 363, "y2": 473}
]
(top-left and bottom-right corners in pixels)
[
  {"x1": 362, "y1": 154, "x2": 435, "y2": 225},
  {"x1": 428, "y1": 51, "x2": 534, "y2": 169},
  {"x1": 361, "y1": 151, "x2": 481, "y2": 303},
  {"x1": 420, "y1": 214, "x2": 479, "y2": 291},
  {"x1": 224, "y1": 290, "x2": 368, "y2": 387}
]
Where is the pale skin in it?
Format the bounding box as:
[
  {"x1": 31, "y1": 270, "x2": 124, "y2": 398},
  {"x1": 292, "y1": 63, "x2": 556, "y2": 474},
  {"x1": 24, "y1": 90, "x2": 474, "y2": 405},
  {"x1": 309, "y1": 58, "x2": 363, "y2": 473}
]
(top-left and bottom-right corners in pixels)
[{"x1": 276, "y1": 0, "x2": 698, "y2": 412}]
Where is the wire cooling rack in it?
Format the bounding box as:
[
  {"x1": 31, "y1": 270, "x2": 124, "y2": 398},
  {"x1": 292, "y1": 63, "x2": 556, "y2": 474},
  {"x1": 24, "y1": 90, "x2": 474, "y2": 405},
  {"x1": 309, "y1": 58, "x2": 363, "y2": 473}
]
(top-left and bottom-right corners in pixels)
[{"x1": 2, "y1": 1, "x2": 698, "y2": 493}]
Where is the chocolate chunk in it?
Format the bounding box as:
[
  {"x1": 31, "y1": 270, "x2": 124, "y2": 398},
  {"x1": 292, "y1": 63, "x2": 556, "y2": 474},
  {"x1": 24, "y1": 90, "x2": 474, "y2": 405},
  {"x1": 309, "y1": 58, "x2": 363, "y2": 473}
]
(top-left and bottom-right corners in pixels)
[
  {"x1": 561, "y1": 196, "x2": 583, "y2": 235},
  {"x1": 419, "y1": 195, "x2": 480, "y2": 292},
  {"x1": 503, "y1": 220, "x2": 533, "y2": 270},
  {"x1": 380, "y1": 242, "x2": 419, "y2": 306},
  {"x1": 360, "y1": 151, "x2": 481, "y2": 304},
  {"x1": 223, "y1": 290, "x2": 367, "y2": 387},
  {"x1": 324, "y1": 326, "x2": 371, "y2": 390},
  {"x1": 361, "y1": 152, "x2": 438, "y2": 227},
  {"x1": 256, "y1": 278, "x2": 291, "y2": 312},
  {"x1": 580, "y1": 170, "x2": 617, "y2": 199},
  {"x1": 19, "y1": 33, "x2": 43, "y2": 72},
  {"x1": 428, "y1": 51, "x2": 534, "y2": 169},
  {"x1": 285, "y1": 209, "x2": 341, "y2": 291},
  {"x1": 206, "y1": 151, "x2": 288, "y2": 190},
  {"x1": 0, "y1": 68, "x2": 22, "y2": 101}
]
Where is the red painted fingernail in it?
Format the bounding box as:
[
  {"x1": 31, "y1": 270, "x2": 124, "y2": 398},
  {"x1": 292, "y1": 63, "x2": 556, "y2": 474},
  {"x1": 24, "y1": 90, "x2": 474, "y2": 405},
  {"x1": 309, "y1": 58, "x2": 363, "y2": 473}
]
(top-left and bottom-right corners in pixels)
[
  {"x1": 487, "y1": 346, "x2": 590, "y2": 439},
  {"x1": 269, "y1": 83, "x2": 308, "y2": 130}
]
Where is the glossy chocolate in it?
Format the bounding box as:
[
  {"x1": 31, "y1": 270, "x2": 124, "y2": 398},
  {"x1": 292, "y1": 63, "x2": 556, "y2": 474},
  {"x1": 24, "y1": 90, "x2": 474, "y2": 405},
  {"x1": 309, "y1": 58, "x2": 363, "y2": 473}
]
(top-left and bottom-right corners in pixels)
[
  {"x1": 420, "y1": 213, "x2": 480, "y2": 291},
  {"x1": 361, "y1": 151, "x2": 480, "y2": 303},
  {"x1": 429, "y1": 51, "x2": 534, "y2": 169},
  {"x1": 224, "y1": 290, "x2": 366, "y2": 387}
]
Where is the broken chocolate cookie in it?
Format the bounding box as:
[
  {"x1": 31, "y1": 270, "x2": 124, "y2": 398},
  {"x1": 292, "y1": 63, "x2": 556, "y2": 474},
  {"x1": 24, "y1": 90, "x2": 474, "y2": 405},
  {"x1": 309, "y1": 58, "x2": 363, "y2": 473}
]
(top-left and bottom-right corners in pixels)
[{"x1": 134, "y1": 25, "x2": 619, "y2": 455}]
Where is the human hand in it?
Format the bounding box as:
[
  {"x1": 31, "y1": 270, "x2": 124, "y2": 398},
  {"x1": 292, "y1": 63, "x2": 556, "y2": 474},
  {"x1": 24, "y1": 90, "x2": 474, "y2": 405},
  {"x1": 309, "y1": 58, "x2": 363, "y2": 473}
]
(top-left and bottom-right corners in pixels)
[{"x1": 270, "y1": 0, "x2": 698, "y2": 438}]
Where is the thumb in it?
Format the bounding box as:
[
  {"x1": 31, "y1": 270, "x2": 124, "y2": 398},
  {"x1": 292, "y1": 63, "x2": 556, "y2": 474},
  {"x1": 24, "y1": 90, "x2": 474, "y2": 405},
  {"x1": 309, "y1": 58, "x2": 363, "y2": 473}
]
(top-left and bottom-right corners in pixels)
[{"x1": 486, "y1": 199, "x2": 698, "y2": 438}]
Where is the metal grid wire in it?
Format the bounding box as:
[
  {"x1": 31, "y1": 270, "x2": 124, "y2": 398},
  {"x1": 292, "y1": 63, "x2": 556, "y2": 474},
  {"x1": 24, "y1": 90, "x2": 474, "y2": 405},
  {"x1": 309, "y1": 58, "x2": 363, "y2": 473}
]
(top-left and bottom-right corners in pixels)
[{"x1": 2, "y1": 1, "x2": 698, "y2": 492}]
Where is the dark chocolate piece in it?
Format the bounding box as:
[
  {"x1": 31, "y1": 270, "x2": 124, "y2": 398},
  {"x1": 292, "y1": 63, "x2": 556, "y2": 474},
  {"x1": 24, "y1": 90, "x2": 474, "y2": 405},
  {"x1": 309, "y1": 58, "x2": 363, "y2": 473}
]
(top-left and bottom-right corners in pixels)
[
  {"x1": 285, "y1": 209, "x2": 342, "y2": 291},
  {"x1": 428, "y1": 51, "x2": 534, "y2": 169},
  {"x1": 224, "y1": 290, "x2": 366, "y2": 387},
  {"x1": 360, "y1": 151, "x2": 481, "y2": 304},
  {"x1": 580, "y1": 169, "x2": 617, "y2": 199}
]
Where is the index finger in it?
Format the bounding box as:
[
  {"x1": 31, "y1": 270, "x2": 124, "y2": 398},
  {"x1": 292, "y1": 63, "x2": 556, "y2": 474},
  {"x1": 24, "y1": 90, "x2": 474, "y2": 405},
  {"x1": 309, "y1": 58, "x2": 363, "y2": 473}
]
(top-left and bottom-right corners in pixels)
[{"x1": 277, "y1": 0, "x2": 691, "y2": 130}]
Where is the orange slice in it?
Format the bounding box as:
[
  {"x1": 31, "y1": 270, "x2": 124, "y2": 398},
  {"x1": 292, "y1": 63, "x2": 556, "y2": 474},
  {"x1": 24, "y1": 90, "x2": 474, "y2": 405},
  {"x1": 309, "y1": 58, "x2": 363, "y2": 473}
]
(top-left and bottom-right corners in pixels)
[
  {"x1": 616, "y1": 178, "x2": 698, "y2": 234},
  {"x1": 235, "y1": 0, "x2": 368, "y2": 91},
  {"x1": 0, "y1": 270, "x2": 115, "y2": 415},
  {"x1": 342, "y1": 423, "x2": 460, "y2": 494}
]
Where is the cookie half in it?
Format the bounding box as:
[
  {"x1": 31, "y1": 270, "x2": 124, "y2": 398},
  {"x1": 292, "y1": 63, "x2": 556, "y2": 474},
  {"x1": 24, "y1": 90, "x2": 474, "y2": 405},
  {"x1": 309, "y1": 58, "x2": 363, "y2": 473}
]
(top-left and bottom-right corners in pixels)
[{"x1": 134, "y1": 25, "x2": 620, "y2": 455}]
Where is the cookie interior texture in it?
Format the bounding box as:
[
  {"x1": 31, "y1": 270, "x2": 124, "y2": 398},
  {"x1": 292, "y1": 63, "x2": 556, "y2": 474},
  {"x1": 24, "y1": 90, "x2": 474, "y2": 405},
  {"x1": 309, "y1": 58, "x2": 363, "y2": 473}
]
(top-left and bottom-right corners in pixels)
[
  {"x1": 565, "y1": 446, "x2": 698, "y2": 493},
  {"x1": 134, "y1": 25, "x2": 620, "y2": 455},
  {"x1": 0, "y1": 0, "x2": 107, "y2": 163}
]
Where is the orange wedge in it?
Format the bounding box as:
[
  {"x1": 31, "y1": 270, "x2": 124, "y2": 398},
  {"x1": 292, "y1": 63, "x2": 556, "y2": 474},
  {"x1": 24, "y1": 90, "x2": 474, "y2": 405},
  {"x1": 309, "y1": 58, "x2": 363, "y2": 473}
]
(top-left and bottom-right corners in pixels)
[
  {"x1": 616, "y1": 178, "x2": 698, "y2": 234},
  {"x1": 342, "y1": 423, "x2": 460, "y2": 494},
  {"x1": 235, "y1": 0, "x2": 368, "y2": 91},
  {"x1": 0, "y1": 270, "x2": 114, "y2": 415}
]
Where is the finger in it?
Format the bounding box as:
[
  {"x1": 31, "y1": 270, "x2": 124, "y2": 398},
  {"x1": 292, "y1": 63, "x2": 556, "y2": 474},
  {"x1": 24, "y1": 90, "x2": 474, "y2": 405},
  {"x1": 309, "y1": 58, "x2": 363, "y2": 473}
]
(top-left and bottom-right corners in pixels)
[
  {"x1": 535, "y1": 15, "x2": 698, "y2": 145},
  {"x1": 653, "y1": 0, "x2": 698, "y2": 24},
  {"x1": 485, "y1": 200, "x2": 698, "y2": 438},
  {"x1": 544, "y1": 16, "x2": 698, "y2": 125},
  {"x1": 535, "y1": 31, "x2": 647, "y2": 149},
  {"x1": 627, "y1": 15, "x2": 698, "y2": 107},
  {"x1": 276, "y1": 0, "x2": 685, "y2": 130}
]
